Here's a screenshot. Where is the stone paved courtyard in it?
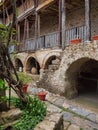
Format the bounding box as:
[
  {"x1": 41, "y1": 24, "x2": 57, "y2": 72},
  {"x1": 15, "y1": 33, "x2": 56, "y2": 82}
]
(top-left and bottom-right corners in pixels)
[{"x1": 28, "y1": 84, "x2": 98, "y2": 130}]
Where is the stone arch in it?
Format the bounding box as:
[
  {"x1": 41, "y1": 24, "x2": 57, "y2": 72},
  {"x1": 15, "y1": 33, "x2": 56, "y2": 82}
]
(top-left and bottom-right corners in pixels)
[
  {"x1": 42, "y1": 51, "x2": 61, "y2": 69},
  {"x1": 44, "y1": 55, "x2": 56, "y2": 69},
  {"x1": 65, "y1": 57, "x2": 98, "y2": 98},
  {"x1": 25, "y1": 56, "x2": 40, "y2": 74},
  {"x1": 15, "y1": 58, "x2": 23, "y2": 72}
]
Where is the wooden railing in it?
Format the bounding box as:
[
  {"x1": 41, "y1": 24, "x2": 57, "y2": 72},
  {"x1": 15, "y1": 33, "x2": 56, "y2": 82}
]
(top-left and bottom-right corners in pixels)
[
  {"x1": 25, "y1": 38, "x2": 36, "y2": 51},
  {"x1": 65, "y1": 25, "x2": 87, "y2": 45},
  {"x1": 16, "y1": 25, "x2": 87, "y2": 52},
  {"x1": 45, "y1": 32, "x2": 59, "y2": 48}
]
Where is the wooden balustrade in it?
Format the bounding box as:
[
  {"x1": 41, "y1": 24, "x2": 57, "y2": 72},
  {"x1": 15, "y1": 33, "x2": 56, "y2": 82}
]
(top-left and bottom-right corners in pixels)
[{"x1": 16, "y1": 25, "x2": 87, "y2": 52}]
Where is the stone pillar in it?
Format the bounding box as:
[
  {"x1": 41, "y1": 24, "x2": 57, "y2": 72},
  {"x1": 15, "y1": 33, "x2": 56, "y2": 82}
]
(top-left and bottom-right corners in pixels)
[{"x1": 85, "y1": 0, "x2": 91, "y2": 42}]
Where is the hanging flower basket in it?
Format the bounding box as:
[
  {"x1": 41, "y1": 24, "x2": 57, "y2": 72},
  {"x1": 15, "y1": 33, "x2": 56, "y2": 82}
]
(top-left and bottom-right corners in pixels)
[
  {"x1": 70, "y1": 38, "x2": 82, "y2": 44},
  {"x1": 37, "y1": 91, "x2": 47, "y2": 101},
  {"x1": 22, "y1": 84, "x2": 28, "y2": 94},
  {"x1": 92, "y1": 35, "x2": 98, "y2": 40}
]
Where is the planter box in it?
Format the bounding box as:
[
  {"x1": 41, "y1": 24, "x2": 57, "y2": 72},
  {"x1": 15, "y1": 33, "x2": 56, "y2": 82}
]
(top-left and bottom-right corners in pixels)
[
  {"x1": 92, "y1": 35, "x2": 98, "y2": 40},
  {"x1": 70, "y1": 38, "x2": 82, "y2": 44},
  {"x1": 37, "y1": 92, "x2": 47, "y2": 101}
]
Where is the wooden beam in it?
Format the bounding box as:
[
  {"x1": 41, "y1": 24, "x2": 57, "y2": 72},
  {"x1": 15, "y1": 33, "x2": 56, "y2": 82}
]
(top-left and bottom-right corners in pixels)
[
  {"x1": 85, "y1": 0, "x2": 91, "y2": 41},
  {"x1": 36, "y1": 0, "x2": 55, "y2": 11}
]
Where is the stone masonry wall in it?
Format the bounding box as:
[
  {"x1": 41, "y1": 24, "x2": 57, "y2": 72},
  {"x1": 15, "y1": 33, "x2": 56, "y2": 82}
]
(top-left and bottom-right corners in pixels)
[{"x1": 38, "y1": 41, "x2": 98, "y2": 98}]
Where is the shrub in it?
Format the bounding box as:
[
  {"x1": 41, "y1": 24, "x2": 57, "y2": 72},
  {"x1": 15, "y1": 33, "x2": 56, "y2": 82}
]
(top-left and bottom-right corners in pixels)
[{"x1": 12, "y1": 96, "x2": 47, "y2": 130}]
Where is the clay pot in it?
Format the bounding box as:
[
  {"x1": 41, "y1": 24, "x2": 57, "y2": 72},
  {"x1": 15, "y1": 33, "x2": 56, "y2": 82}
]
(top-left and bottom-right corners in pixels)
[
  {"x1": 31, "y1": 67, "x2": 37, "y2": 74},
  {"x1": 37, "y1": 91, "x2": 47, "y2": 101},
  {"x1": 22, "y1": 84, "x2": 28, "y2": 94},
  {"x1": 92, "y1": 35, "x2": 98, "y2": 40},
  {"x1": 70, "y1": 38, "x2": 82, "y2": 44}
]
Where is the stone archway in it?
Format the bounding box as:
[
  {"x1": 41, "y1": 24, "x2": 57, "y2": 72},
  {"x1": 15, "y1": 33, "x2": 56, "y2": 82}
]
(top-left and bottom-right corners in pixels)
[
  {"x1": 15, "y1": 58, "x2": 23, "y2": 72},
  {"x1": 65, "y1": 58, "x2": 98, "y2": 98},
  {"x1": 25, "y1": 57, "x2": 40, "y2": 74},
  {"x1": 42, "y1": 51, "x2": 61, "y2": 69},
  {"x1": 44, "y1": 55, "x2": 56, "y2": 69}
]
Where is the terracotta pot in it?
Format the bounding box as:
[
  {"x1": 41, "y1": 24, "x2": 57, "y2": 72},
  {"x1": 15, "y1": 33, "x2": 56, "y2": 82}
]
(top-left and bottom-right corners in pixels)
[
  {"x1": 92, "y1": 35, "x2": 98, "y2": 40},
  {"x1": 22, "y1": 84, "x2": 28, "y2": 94},
  {"x1": 70, "y1": 38, "x2": 82, "y2": 44},
  {"x1": 37, "y1": 92, "x2": 47, "y2": 101}
]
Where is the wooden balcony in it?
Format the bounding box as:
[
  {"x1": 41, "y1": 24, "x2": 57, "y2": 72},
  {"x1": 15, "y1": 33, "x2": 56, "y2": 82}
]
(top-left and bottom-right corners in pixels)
[{"x1": 14, "y1": 25, "x2": 88, "y2": 53}]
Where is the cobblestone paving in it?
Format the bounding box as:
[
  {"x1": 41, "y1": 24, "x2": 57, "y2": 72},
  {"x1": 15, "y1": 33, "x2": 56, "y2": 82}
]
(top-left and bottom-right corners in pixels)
[{"x1": 28, "y1": 86, "x2": 98, "y2": 130}]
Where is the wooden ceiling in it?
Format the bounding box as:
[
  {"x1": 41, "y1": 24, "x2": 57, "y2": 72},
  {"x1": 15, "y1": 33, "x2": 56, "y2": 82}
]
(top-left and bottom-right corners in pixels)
[{"x1": 39, "y1": 0, "x2": 85, "y2": 15}]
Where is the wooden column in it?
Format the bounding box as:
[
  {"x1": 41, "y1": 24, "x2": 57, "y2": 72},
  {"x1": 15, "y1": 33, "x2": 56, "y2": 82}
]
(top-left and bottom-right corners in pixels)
[
  {"x1": 26, "y1": 19, "x2": 29, "y2": 39},
  {"x1": 61, "y1": 0, "x2": 66, "y2": 50},
  {"x1": 38, "y1": 15, "x2": 40, "y2": 36},
  {"x1": 35, "y1": 12, "x2": 38, "y2": 50},
  {"x1": 85, "y1": 0, "x2": 91, "y2": 41},
  {"x1": 58, "y1": 0, "x2": 62, "y2": 47},
  {"x1": 17, "y1": 23, "x2": 20, "y2": 42},
  {"x1": 35, "y1": 12, "x2": 40, "y2": 49}
]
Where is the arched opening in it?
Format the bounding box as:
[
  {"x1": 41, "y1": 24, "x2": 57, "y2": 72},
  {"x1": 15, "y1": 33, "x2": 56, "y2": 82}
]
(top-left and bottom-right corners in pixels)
[
  {"x1": 26, "y1": 57, "x2": 40, "y2": 75},
  {"x1": 44, "y1": 56, "x2": 56, "y2": 69},
  {"x1": 78, "y1": 59, "x2": 98, "y2": 94},
  {"x1": 65, "y1": 58, "x2": 98, "y2": 107},
  {"x1": 15, "y1": 58, "x2": 23, "y2": 72}
]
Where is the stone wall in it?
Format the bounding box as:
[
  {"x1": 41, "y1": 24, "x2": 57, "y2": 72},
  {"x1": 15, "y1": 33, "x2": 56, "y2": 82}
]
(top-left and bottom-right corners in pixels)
[
  {"x1": 38, "y1": 41, "x2": 98, "y2": 98},
  {"x1": 34, "y1": 113, "x2": 63, "y2": 130}
]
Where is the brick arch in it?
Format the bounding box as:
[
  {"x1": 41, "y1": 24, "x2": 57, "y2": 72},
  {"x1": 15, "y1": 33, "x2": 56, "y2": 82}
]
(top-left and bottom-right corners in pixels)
[
  {"x1": 42, "y1": 51, "x2": 61, "y2": 69},
  {"x1": 25, "y1": 56, "x2": 40, "y2": 74},
  {"x1": 14, "y1": 58, "x2": 24, "y2": 72}
]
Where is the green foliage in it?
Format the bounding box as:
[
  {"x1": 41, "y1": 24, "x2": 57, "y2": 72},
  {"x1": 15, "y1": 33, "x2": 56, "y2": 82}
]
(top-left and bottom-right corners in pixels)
[
  {"x1": 0, "y1": 79, "x2": 8, "y2": 90},
  {"x1": 0, "y1": 24, "x2": 9, "y2": 44},
  {"x1": 11, "y1": 96, "x2": 47, "y2": 130},
  {"x1": 0, "y1": 24, "x2": 16, "y2": 44},
  {"x1": 17, "y1": 72, "x2": 33, "y2": 84},
  {"x1": 0, "y1": 79, "x2": 8, "y2": 103},
  {"x1": 0, "y1": 125, "x2": 4, "y2": 130}
]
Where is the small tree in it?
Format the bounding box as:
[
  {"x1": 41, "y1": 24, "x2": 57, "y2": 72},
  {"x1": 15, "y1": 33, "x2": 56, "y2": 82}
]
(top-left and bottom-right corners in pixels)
[{"x1": 0, "y1": 0, "x2": 27, "y2": 111}]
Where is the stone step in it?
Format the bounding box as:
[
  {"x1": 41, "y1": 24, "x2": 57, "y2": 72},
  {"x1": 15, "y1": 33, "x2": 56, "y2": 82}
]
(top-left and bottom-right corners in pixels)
[{"x1": 0, "y1": 108, "x2": 22, "y2": 127}]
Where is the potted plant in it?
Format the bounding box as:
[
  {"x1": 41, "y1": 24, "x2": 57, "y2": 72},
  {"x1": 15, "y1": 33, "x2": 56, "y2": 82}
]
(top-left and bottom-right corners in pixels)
[
  {"x1": 70, "y1": 38, "x2": 82, "y2": 44},
  {"x1": 92, "y1": 35, "x2": 98, "y2": 40},
  {"x1": 18, "y1": 73, "x2": 32, "y2": 94},
  {"x1": 37, "y1": 91, "x2": 47, "y2": 101}
]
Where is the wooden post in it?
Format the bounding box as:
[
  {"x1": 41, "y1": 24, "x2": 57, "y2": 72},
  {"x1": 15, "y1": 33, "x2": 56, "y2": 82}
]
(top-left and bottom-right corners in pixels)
[
  {"x1": 38, "y1": 15, "x2": 40, "y2": 36},
  {"x1": 61, "y1": 0, "x2": 66, "y2": 50},
  {"x1": 85, "y1": 0, "x2": 91, "y2": 41},
  {"x1": 35, "y1": 12, "x2": 40, "y2": 50},
  {"x1": 17, "y1": 23, "x2": 20, "y2": 42},
  {"x1": 58, "y1": 0, "x2": 62, "y2": 47},
  {"x1": 27, "y1": 19, "x2": 29, "y2": 39}
]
